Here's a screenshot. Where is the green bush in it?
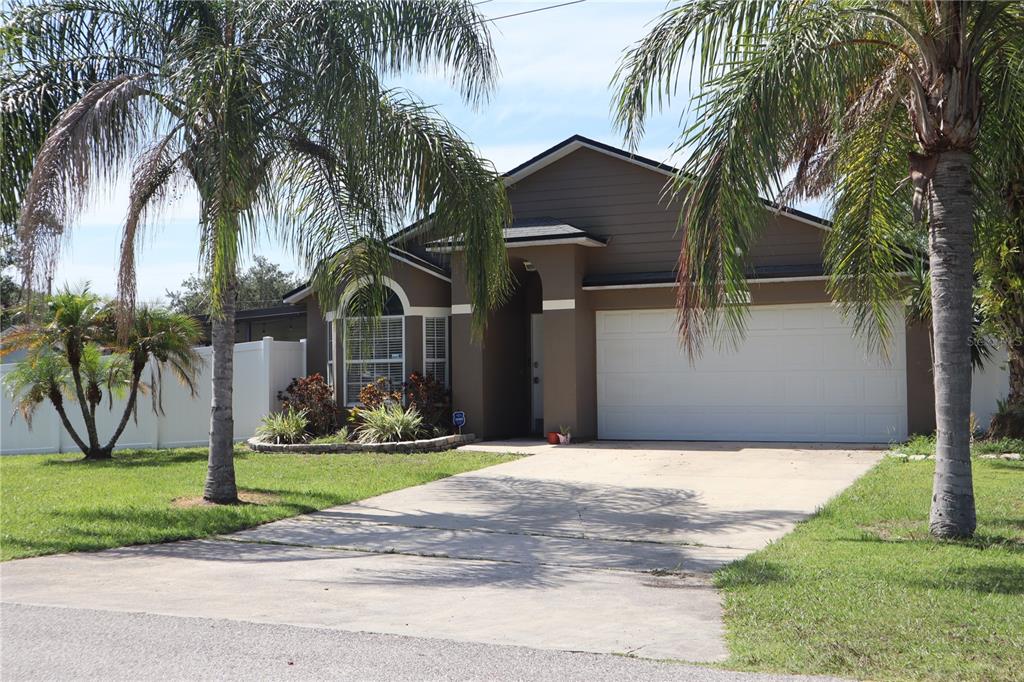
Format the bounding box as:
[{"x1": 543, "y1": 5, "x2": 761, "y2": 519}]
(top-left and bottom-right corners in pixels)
[
  {"x1": 355, "y1": 403, "x2": 424, "y2": 444},
  {"x1": 311, "y1": 426, "x2": 350, "y2": 445},
  {"x1": 255, "y1": 409, "x2": 309, "y2": 444},
  {"x1": 989, "y1": 399, "x2": 1024, "y2": 438}
]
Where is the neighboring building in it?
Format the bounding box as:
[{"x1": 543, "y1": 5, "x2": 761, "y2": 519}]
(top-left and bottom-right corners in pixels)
[
  {"x1": 283, "y1": 134, "x2": 1001, "y2": 443},
  {"x1": 195, "y1": 304, "x2": 307, "y2": 345}
]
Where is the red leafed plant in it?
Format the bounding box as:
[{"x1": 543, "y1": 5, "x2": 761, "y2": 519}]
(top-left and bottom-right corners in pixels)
[
  {"x1": 404, "y1": 371, "x2": 451, "y2": 431},
  {"x1": 358, "y1": 377, "x2": 402, "y2": 410},
  {"x1": 277, "y1": 373, "x2": 339, "y2": 436}
]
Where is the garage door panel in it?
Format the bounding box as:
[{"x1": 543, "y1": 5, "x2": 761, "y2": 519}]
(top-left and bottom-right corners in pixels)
[
  {"x1": 781, "y1": 307, "x2": 823, "y2": 329},
  {"x1": 598, "y1": 310, "x2": 635, "y2": 335},
  {"x1": 865, "y1": 374, "x2": 903, "y2": 404},
  {"x1": 596, "y1": 305, "x2": 907, "y2": 443},
  {"x1": 634, "y1": 310, "x2": 674, "y2": 333},
  {"x1": 597, "y1": 338, "x2": 636, "y2": 372}
]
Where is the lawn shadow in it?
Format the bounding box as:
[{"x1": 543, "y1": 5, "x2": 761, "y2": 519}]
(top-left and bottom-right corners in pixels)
[
  {"x1": 40, "y1": 447, "x2": 262, "y2": 469},
  {"x1": 713, "y1": 556, "x2": 789, "y2": 588},
  {"x1": 905, "y1": 563, "x2": 1024, "y2": 595}
]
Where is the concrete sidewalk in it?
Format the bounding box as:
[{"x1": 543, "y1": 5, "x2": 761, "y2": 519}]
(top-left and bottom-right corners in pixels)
[{"x1": 0, "y1": 442, "x2": 881, "y2": 665}]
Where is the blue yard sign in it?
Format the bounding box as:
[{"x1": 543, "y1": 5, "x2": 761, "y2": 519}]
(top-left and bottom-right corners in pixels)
[{"x1": 452, "y1": 411, "x2": 466, "y2": 429}]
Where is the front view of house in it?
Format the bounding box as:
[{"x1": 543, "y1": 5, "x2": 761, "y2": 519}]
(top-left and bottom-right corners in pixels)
[{"x1": 283, "y1": 135, "x2": 950, "y2": 443}]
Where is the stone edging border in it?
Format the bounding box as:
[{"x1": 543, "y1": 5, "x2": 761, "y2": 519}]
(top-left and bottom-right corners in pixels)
[{"x1": 246, "y1": 433, "x2": 477, "y2": 454}]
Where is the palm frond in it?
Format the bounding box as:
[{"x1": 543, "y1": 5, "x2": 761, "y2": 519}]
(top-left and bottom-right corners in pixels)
[{"x1": 17, "y1": 73, "x2": 154, "y2": 295}]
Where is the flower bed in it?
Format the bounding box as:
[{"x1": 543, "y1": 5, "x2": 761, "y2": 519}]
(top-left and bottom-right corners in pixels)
[{"x1": 246, "y1": 433, "x2": 477, "y2": 454}]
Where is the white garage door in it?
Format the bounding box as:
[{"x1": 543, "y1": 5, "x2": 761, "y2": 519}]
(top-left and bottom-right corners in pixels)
[{"x1": 596, "y1": 304, "x2": 907, "y2": 443}]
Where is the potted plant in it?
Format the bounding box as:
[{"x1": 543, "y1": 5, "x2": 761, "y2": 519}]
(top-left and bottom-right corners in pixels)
[
  {"x1": 557, "y1": 425, "x2": 572, "y2": 445},
  {"x1": 546, "y1": 430, "x2": 560, "y2": 445}
]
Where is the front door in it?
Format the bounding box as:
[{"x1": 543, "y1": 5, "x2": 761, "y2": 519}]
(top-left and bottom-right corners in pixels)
[{"x1": 530, "y1": 313, "x2": 544, "y2": 434}]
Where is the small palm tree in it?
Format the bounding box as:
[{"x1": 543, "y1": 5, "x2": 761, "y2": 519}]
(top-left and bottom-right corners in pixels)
[
  {"x1": 6, "y1": 1, "x2": 510, "y2": 501},
  {"x1": 614, "y1": 1, "x2": 1024, "y2": 538},
  {"x1": 2, "y1": 287, "x2": 202, "y2": 460}
]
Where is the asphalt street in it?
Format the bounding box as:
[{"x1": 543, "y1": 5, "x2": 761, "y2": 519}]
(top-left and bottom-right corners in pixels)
[{"x1": 1, "y1": 603, "x2": 844, "y2": 682}]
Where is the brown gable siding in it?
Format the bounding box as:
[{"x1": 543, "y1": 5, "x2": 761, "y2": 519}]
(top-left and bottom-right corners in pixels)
[{"x1": 507, "y1": 146, "x2": 826, "y2": 275}]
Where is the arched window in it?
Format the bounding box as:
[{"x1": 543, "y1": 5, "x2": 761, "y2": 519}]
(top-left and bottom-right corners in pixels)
[{"x1": 342, "y1": 287, "x2": 405, "y2": 405}]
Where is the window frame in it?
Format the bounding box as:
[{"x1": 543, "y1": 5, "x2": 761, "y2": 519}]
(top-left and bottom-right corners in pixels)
[
  {"x1": 341, "y1": 314, "x2": 406, "y2": 406},
  {"x1": 325, "y1": 319, "x2": 335, "y2": 387},
  {"x1": 422, "y1": 315, "x2": 450, "y2": 388}
]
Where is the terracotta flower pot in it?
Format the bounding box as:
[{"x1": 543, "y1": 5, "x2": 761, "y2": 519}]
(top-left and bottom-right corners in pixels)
[{"x1": 547, "y1": 431, "x2": 560, "y2": 444}]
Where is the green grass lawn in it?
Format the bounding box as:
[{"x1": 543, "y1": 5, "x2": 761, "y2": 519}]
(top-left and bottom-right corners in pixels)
[
  {"x1": 895, "y1": 434, "x2": 1024, "y2": 457},
  {"x1": 716, "y1": 457, "x2": 1024, "y2": 682},
  {"x1": 0, "y1": 447, "x2": 518, "y2": 561}
]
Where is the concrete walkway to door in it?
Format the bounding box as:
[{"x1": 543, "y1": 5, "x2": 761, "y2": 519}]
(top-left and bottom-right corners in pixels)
[{"x1": 0, "y1": 441, "x2": 881, "y2": 665}]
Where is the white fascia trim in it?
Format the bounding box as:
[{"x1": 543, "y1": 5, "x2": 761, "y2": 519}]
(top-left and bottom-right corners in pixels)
[
  {"x1": 582, "y1": 282, "x2": 676, "y2": 291},
  {"x1": 283, "y1": 287, "x2": 312, "y2": 304},
  {"x1": 763, "y1": 206, "x2": 833, "y2": 232},
  {"x1": 429, "y1": 236, "x2": 606, "y2": 253},
  {"x1": 451, "y1": 304, "x2": 473, "y2": 315},
  {"x1": 282, "y1": 253, "x2": 449, "y2": 306},
  {"x1": 747, "y1": 275, "x2": 830, "y2": 284},
  {"x1": 542, "y1": 299, "x2": 576, "y2": 311},
  {"x1": 408, "y1": 306, "x2": 451, "y2": 317},
  {"x1": 582, "y1": 275, "x2": 830, "y2": 291},
  {"x1": 503, "y1": 140, "x2": 676, "y2": 186},
  {"x1": 389, "y1": 248, "x2": 452, "y2": 282}
]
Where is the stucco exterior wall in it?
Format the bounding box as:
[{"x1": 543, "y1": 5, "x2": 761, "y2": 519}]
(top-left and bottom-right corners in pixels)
[{"x1": 507, "y1": 146, "x2": 825, "y2": 275}]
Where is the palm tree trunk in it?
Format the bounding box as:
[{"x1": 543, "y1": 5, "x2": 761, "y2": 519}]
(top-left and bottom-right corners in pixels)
[
  {"x1": 927, "y1": 150, "x2": 977, "y2": 539},
  {"x1": 203, "y1": 278, "x2": 239, "y2": 503},
  {"x1": 49, "y1": 389, "x2": 91, "y2": 457},
  {"x1": 102, "y1": 362, "x2": 146, "y2": 454},
  {"x1": 1009, "y1": 342, "x2": 1024, "y2": 406},
  {"x1": 67, "y1": 355, "x2": 105, "y2": 458}
]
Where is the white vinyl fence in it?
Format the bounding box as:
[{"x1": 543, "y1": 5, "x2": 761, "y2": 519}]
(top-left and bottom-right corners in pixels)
[{"x1": 1, "y1": 337, "x2": 306, "y2": 455}]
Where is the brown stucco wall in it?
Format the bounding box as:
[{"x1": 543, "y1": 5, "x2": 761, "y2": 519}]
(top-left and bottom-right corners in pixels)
[
  {"x1": 449, "y1": 256, "x2": 532, "y2": 437},
  {"x1": 304, "y1": 296, "x2": 327, "y2": 379},
  {"x1": 388, "y1": 260, "x2": 451, "y2": 309},
  {"x1": 906, "y1": 322, "x2": 936, "y2": 435}
]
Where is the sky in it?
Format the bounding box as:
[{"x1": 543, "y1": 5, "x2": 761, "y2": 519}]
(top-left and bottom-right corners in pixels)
[{"x1": 44, "y1": 0, "x2": 828, "y2": 303}]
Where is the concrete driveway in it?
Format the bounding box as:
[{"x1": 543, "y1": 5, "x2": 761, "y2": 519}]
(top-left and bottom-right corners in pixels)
[{"x1": 0, "y1": 441, "x2": 881, "y2": 665}]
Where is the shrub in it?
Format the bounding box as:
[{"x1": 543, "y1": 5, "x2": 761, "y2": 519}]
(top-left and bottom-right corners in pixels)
[
  {"x1": 989, "y1": 399, "x2": 1024, "y2": 439},
  {"x1": 358, "y1": 377, "x2": 401, "y2": 410},
  {"x1": 277, "y1": 374, "x2": 339, "y2": 436},
  {"x1": 403, "y1": 371, "x2": 450, "y2": 431},
  {"x1": 355, "y1": 403, "x2": 424, "y2": 444},
  {"x1": 256, "y1": 409, "x2": 309, "y2": 444},
  {"x1": 311, "y1": 426, "x2": 350, "y2": 445}
]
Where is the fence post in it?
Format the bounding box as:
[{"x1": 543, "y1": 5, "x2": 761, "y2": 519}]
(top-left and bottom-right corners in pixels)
[{"x1": 262, "y1": 336, "x2": 274, "y2": 417}]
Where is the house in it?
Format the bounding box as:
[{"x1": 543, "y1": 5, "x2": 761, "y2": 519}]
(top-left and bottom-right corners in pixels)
[
  {"x1": 283, "y1": 134, "x2": 944, "y2": 443},
  {"x1": 195, "y1": 304, "x2": 307, "y2": 345}
]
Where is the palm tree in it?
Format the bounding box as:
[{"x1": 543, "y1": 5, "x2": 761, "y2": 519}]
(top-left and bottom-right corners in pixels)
[
  {"x1": 6, "y1": 1, "x2": 510, "y2": 502},
  {"x1": 613, "y1": 1, "x2": 1024, "y2": 538},
  {"x1": 2, "y1": 287, "x2": 202, "y2": 459}
]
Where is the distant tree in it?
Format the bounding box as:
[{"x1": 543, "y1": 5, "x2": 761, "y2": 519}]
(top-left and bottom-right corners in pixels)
[
  {"x1": 1, "y1": 287, "x2": 202, "y2": 460},
  {"x1": 1, "y1": 233, "x2": 22, "y2": 328},
  {"x1": 166, "y1": 256, "x2": 302, "y2": 316}
]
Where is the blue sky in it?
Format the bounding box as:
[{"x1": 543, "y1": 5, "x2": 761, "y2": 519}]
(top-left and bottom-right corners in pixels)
[{"x1": 49, "y1": 1, "x2": 827, "y2": 302}]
